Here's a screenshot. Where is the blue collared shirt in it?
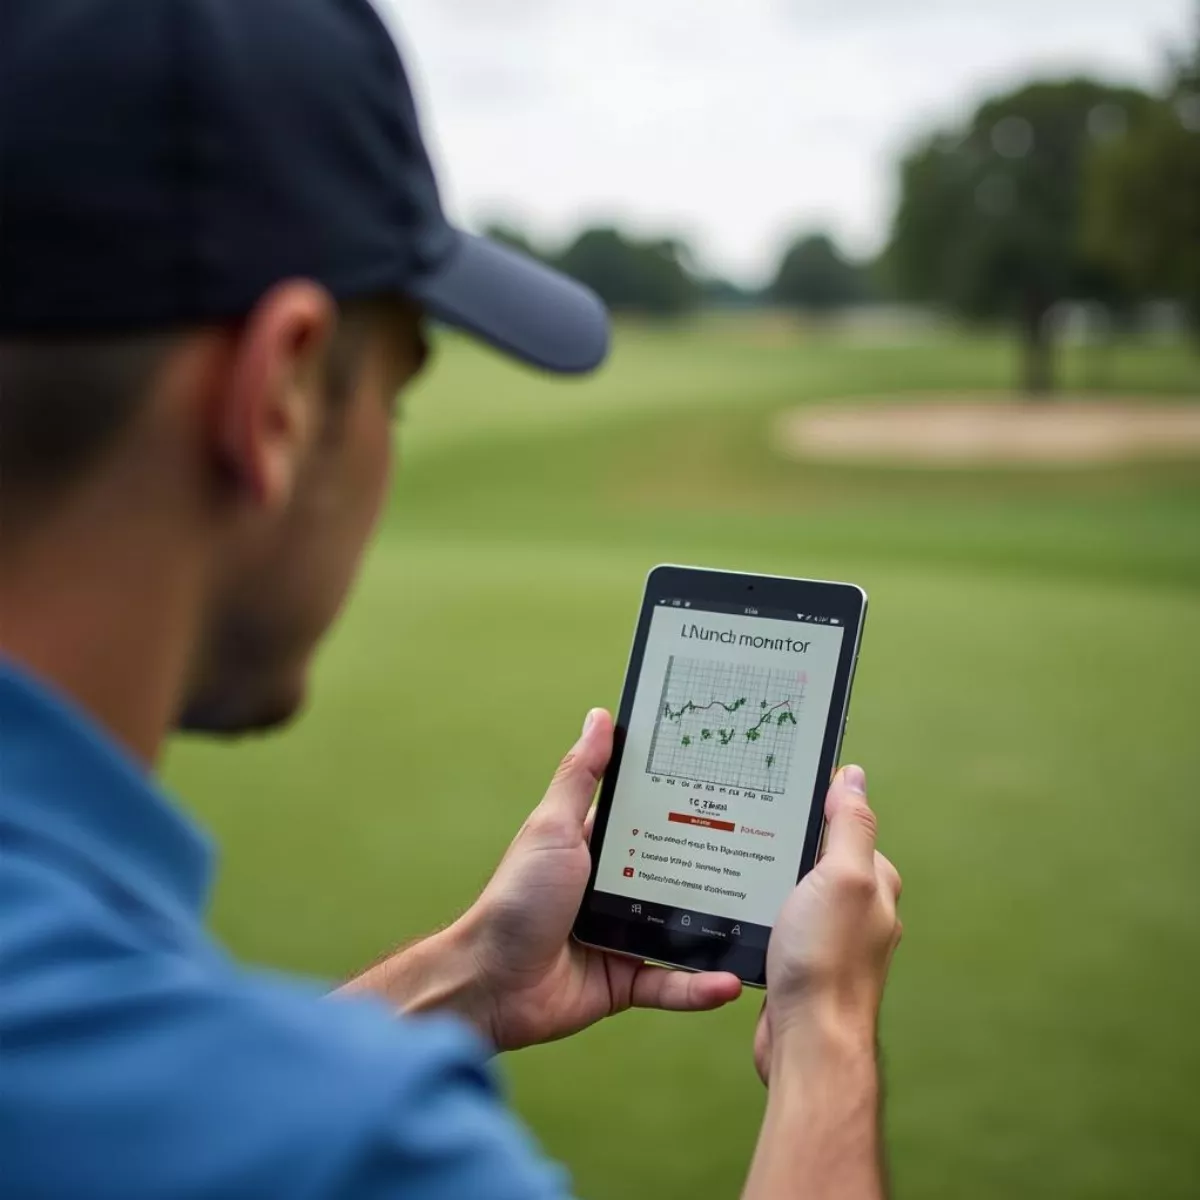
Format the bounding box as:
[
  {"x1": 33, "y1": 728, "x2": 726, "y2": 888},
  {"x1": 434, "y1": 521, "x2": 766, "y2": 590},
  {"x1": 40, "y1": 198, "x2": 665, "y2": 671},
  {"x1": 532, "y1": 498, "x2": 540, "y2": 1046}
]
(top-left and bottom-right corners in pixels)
[{"x1": 0, "y1": 660, "x2": 570, "y2": 1199}]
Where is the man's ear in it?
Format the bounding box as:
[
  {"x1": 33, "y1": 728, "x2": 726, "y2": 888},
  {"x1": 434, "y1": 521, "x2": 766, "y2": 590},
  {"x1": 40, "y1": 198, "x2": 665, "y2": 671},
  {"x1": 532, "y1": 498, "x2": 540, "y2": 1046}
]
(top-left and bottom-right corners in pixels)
[{"x1": 211, "y1": 280, "x2": 336, "y2": 511}]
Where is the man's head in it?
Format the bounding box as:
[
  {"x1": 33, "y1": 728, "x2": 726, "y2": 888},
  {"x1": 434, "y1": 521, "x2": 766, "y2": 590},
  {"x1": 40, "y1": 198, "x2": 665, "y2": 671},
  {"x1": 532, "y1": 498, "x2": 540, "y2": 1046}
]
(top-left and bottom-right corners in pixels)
[
  {"x1": 1, "y1": 288, "x2": 427, "y2": 734},
  {"x1": 0, "y1": 0, "x2": 608, "y2": 750}
]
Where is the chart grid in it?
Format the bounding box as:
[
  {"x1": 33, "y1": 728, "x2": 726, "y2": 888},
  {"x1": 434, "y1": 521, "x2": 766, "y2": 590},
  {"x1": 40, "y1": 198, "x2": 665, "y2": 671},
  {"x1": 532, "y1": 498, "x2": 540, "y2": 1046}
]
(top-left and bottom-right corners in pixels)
[{"x1": 645, "y1": 656, "x2": 806, "y2": 793}]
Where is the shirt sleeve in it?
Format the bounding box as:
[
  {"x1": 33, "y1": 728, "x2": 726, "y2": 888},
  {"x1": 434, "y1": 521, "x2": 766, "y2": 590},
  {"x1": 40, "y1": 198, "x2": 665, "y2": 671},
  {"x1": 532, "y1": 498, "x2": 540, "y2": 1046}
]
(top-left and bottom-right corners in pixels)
[
  {"x1": 237, "y1": 971, "x2": 577, "y2": 1200},
  {"x1": 1, "y1": 883, "x2": 577, "y2": 1200},
  {"x1": 321, "y1": 998, "x2": 575, "y2": 1200}
]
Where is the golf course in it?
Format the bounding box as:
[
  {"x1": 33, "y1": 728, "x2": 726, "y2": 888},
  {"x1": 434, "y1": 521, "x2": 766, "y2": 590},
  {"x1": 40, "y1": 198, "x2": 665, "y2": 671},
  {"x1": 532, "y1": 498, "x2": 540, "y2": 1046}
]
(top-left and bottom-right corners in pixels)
[{"x1": 166, "y1": 322, "x2": 1200, "y2": 1200}]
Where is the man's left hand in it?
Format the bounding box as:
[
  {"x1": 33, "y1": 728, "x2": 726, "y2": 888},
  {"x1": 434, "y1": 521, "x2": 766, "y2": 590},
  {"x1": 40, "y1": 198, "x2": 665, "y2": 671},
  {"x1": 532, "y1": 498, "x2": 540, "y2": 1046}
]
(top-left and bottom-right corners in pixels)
[{"x1": 343, "y1": 708, "x2": 742, "y2": 1050}]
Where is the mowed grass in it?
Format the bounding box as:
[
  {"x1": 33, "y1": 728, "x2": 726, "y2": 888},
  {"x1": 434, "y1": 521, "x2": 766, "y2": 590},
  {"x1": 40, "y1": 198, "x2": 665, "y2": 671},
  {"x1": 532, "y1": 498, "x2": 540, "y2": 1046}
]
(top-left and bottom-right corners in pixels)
[{"x1": 166, "y1": 325, "x2": 1200, "y2": 1199}]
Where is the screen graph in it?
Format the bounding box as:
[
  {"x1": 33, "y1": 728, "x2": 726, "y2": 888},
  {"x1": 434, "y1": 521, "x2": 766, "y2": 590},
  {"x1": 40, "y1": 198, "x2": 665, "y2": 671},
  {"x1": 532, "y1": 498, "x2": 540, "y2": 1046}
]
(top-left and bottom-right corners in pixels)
[{"x1": 645, "y1": 656, "x2": 807, "y2": 793}]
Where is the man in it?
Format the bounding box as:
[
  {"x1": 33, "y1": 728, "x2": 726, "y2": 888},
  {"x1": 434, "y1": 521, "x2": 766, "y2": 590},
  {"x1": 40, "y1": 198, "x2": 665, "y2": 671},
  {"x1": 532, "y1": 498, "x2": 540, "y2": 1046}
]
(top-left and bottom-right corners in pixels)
[{"x1": 0, "y1": 1, "x2": 902, "y2": 1197}]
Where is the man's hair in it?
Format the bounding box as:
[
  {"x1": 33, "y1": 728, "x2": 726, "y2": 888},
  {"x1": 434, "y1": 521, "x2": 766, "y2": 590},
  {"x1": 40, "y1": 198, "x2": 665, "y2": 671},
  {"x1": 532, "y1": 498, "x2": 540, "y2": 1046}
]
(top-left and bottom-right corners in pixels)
[
  {"x1": 0, "y1": 302, "x2": 379, "y2": 536},
  {"x1": 0, "y1": 334, "x2": 175, "y2": 516}
]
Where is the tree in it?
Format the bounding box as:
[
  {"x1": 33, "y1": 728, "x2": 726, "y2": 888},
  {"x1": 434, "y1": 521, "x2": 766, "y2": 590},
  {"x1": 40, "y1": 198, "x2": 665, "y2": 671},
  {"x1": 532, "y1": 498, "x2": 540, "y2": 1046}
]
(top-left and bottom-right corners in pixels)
[
  {"x1": 769, "y1": 232, "x2": 866, "y2": 315},
  {"x1": 887, "y1": 79, "x2": 1155, "y2": 395},
  {"x1": 1083, "y1": 26, "x2": 1200, "y2": 336},
  {"x1": 553, "y1": 227, "x2": 701, "y2": 316}
]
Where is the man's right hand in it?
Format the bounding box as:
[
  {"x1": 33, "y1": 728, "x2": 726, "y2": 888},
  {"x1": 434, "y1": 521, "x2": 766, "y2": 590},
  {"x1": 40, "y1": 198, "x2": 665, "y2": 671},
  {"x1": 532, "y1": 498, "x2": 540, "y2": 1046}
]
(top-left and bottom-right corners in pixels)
[
  {"x1": 754, "y1": 765, "x2": 902, "y2": 1085},
  {"x1": 742, "y1": 766, "x2": 901, "y2": 1200}
]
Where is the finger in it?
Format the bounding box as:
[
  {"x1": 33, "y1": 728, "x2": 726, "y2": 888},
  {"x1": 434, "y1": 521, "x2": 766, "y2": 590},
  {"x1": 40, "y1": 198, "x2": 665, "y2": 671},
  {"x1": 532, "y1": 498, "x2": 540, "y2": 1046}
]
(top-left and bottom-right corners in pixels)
[
  {"x1": 533, "y1": 709, "x2": 614, "y2": 833},
  {"x1": 630, "y1": 966, "x2": 742, "y2": 1012},
  {"x1": 822, "y1": 765, "x2": 877, "y2": 871},
  {"x1": 875, "y1": 851, "x2": 902, "y2": 902}
]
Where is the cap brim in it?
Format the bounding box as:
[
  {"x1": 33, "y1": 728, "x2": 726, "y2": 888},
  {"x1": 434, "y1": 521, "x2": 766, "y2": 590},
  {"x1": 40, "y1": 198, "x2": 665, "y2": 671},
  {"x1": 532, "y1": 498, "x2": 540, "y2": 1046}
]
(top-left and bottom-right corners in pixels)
[{"x1": 408, "y1": 232, "x2": 610, "y2": 375}]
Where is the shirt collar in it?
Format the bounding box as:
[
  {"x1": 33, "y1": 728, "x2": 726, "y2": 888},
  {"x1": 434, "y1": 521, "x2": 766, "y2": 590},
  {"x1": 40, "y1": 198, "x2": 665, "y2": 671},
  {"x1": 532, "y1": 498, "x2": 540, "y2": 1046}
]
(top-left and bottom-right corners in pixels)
[{"x1": 0, "y1": 656, "x2": 213, "y2": 922}]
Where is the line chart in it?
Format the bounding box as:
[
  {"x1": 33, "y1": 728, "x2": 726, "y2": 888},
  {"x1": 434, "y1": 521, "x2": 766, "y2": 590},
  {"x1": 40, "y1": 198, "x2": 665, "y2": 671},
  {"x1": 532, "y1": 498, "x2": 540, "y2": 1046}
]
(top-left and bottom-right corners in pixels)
[{"x1": 646, "y1": 656, "x2": 806, "y2": 793}]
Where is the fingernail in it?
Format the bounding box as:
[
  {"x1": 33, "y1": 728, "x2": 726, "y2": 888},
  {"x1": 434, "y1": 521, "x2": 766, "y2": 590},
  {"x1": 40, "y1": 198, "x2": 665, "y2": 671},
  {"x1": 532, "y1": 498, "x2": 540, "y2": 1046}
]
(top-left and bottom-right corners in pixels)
[
  {"x1": 841, "y1": 764, "x2": 867, "y2": 794},
  {"x1": 581, "y1": 709, "x2": 600, "y2": 737}
]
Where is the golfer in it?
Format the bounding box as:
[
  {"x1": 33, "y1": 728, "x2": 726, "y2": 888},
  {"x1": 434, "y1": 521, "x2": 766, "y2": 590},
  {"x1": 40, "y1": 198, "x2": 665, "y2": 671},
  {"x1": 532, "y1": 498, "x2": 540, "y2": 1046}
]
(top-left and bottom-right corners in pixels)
[{"x1": 0, "y1": 2, "x2": 902, "y2": 1196}]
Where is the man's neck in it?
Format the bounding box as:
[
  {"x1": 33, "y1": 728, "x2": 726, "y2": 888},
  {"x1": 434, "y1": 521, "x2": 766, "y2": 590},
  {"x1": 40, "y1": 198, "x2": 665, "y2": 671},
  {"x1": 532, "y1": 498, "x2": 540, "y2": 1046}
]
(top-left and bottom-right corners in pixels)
[{"x1": 0, "y1": 510, "x2": 205, "y2": 767}]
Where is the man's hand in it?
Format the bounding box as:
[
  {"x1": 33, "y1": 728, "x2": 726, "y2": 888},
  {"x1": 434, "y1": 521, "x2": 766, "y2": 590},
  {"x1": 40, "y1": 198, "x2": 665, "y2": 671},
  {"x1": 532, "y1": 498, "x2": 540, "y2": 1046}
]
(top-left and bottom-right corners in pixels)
[
  {"x1": 343, "y1": 709, "x2": 741, "y2": 1050},
  {"x1": 754, "y1": 764, "x2": 902, "y2": 1082},
  {"x1": 743, "y1": 765, "x2": 902, "y2": 1200}
]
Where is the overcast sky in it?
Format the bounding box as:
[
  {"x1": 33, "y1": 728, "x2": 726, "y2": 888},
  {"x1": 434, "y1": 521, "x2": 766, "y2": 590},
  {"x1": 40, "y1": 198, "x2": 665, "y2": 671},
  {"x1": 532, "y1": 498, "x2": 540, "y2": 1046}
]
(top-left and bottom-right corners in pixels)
[{"x1": 379, "y1": 0, "x2": 1193, "y2": 283}]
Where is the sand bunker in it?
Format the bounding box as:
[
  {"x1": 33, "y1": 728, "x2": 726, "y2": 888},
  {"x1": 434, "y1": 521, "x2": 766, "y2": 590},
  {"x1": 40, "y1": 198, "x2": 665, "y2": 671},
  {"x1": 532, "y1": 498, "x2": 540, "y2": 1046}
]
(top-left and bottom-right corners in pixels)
[{"x1": 774, "y1": 396, "x2": 1200, "y2": 467}]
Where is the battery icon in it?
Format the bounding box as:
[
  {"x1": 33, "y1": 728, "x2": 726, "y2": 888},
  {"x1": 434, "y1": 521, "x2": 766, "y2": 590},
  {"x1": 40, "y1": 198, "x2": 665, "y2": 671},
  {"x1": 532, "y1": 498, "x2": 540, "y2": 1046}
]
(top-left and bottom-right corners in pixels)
[{"x1": 831, "y1": 618, "x2": 841, "y2": 625}]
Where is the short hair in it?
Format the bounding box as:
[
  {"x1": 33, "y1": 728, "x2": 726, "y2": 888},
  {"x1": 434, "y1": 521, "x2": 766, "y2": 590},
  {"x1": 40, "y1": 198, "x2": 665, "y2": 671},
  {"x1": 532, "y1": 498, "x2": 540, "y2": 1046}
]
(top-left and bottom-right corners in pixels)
[
  {"x1": 0, "y1": 334, "x2": 173, "y2": 521},
  {"x1": 0, "y1": 302, "x2": 379, "y2": 536}
]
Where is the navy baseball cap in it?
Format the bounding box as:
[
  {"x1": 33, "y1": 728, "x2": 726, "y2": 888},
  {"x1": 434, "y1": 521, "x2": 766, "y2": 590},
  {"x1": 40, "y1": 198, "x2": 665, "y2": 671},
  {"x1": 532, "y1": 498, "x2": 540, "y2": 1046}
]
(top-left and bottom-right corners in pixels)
[{"x1": 0, "y1": 0, "x2": 609, "y2": 374}]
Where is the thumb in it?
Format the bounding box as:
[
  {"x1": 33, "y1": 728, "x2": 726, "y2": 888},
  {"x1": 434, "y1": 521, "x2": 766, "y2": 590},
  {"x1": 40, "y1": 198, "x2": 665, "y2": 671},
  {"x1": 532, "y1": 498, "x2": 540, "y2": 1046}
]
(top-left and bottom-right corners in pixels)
[
  {"x1": 536, "y1": 709, "x2": 613, "y2": 831},
  {"x1": 822, "y1": 765, "x2": 877, "y2": 871}
]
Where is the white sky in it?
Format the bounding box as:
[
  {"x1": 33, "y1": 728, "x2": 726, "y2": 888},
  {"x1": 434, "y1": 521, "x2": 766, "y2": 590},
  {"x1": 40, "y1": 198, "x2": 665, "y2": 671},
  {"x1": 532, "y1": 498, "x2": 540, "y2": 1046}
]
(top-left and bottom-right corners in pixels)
[{"x1": 378, "y1": 0, "x2": 1193, "y2": 284}]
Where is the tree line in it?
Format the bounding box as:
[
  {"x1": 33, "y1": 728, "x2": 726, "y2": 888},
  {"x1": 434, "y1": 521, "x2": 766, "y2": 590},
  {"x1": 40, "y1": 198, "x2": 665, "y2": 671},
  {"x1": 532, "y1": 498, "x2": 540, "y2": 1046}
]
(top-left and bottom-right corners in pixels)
[
  {"x1": 492, "y1": 21, "x2": 1198, "y2": 395},
  {"x1": 484, "y1": 224, "x2": 873, "y2": 321}
]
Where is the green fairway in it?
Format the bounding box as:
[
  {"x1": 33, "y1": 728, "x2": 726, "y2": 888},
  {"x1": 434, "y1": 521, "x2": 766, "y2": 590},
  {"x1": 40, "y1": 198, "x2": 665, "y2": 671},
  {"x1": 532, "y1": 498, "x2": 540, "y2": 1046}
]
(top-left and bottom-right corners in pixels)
[{"x1": 166, "y1": 325, "x2": 1200, "y2": 1199}]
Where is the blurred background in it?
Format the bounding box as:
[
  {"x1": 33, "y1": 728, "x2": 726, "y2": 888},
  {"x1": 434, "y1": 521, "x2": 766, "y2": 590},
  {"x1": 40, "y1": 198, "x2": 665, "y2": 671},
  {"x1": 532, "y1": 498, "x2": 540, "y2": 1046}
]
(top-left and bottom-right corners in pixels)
[{"x1": 167, "y1": 1, "x2": 1200, "y2": 1197}]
